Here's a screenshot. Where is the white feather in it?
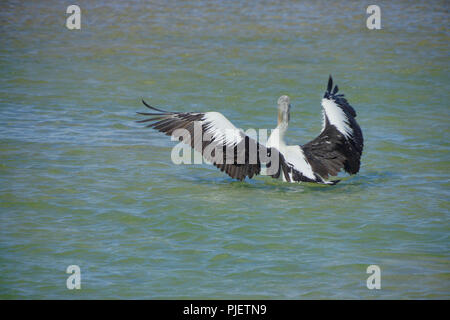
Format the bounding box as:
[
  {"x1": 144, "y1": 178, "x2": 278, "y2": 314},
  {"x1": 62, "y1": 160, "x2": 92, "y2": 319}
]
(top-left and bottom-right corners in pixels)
[
  {"x1": 282, "y1": 145, "x2": 316, "y2": 180},
  {"x1": 203, "y1": 112, "x2": 243, "y2": 146},
  {"x1": 321, "y1": 98, "x2": 352, "y2": 138},
  {"x1": 267, "y1": 125, "x2": 316, "y2": 182}
]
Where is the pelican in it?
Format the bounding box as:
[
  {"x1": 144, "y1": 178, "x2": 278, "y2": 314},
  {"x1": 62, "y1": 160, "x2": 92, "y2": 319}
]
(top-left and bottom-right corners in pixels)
[{"x1": 138, "y1": 76, "x2": 364, "y2": 185}]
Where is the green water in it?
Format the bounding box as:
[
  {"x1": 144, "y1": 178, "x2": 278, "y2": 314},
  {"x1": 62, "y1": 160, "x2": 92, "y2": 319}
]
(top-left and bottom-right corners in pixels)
[{"x1": 0, "y1": 0, "x2": 449, "y2": 299}]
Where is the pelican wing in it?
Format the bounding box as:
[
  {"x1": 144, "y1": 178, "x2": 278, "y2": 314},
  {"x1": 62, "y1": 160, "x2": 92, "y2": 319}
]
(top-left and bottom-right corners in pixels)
[
  {"x1": 302, "y1": 76, "x2": 364, "y2": 179},
  {"x1": 138, "y1": 100, "x2": 284, "y2": 181},
  {"x1": 275, "y1": 145, "x2": 337, "y2": 184}
]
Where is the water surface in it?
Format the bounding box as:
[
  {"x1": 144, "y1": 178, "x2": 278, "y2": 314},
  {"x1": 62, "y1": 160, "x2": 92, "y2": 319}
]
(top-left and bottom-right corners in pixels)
[{"x1": 0, "y1": 0, "x2": 449, "y2": 299}]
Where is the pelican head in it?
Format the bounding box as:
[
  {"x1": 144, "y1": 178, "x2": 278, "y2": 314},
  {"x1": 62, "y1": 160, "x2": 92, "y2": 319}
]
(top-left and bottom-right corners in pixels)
[{"x1": 277, "y1": 95, "x2": 291, "y2": 126}]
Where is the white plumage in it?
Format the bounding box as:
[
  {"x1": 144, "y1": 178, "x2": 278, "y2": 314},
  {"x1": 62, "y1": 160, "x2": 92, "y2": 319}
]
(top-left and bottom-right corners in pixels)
[
  {"x1": 203, "y1": 112, "x2": 244, "y2": 147},
  {"x1": 321, "y1": 98, "x2": 353, "y2": 138}
]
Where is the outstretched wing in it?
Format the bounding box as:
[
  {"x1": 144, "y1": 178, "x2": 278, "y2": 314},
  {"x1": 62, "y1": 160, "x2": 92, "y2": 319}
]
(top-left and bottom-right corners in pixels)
[
  {"x1": 302, "y1": 76, "x2": 364, "y2": 179},
  {"x1": 138, "y1": 100, "x2": 284, "y2": 181}
]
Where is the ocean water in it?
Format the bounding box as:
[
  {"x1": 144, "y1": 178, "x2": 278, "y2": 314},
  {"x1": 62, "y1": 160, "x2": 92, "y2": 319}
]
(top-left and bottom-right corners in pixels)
[{"x1": 0, "y1": 0, "x2": 449, "y2": 299}]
